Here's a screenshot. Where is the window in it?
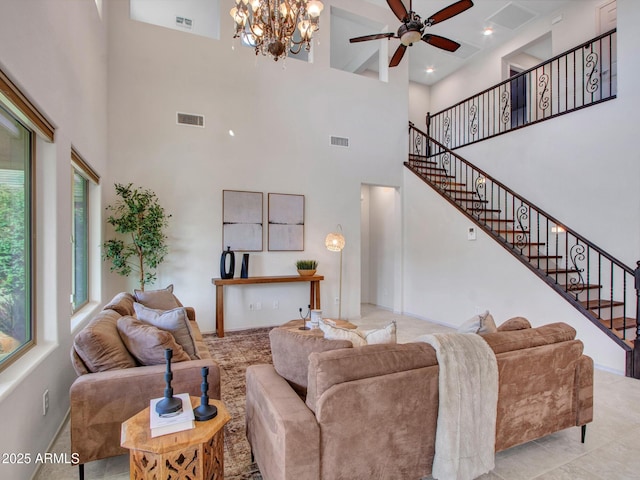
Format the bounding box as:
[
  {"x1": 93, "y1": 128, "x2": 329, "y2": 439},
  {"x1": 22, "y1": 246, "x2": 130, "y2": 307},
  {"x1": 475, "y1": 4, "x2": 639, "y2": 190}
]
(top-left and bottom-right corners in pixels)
[
  {"x1": 71, "y1": 149, "x2": 99, "y2": 314},
  {"x1": 0, "y1": 66, "x2": 54, "y2": 372},
  {"x1": 0, "y1": 105, "x2": 34, "y2": 368},
  {"x1": 72, "y1": 170, "x2": 88, "y2": 312}
]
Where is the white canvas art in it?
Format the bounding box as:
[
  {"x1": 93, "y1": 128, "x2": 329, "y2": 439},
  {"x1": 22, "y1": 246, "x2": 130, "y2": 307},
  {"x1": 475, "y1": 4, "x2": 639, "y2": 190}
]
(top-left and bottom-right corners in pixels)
[
  {"x1": 268, "y1": 193, "x2": 304, "y2": 251},
  {"x1": 223, "y1": 190, "x2": 263, "y2": 251}
]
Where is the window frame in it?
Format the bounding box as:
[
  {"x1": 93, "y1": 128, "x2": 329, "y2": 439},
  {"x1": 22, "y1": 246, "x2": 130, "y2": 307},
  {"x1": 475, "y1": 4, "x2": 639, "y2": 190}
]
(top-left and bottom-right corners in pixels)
[
  {"x1": 70, "y1": 148, "x2": 99, "y2": 315},
  {"x1": 0, "y1": 66, "x2": 54, "y2": 372}
]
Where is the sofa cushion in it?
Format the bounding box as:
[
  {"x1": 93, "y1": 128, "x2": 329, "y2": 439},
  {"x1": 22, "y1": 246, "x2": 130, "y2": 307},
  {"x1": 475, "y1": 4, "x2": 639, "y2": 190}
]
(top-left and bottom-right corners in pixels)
[
  {"x1": 103, "y1": 292, "x2": 135, "y2": 317},
  {"x1": 498, "y1": 316, "x2": 532, "y2": 332},
  {"x1": 269, "y1": 327, "x2": 352, "y2": 397},
  {"x1": 481, "y1": 322, "x2": 576, "y2": 355},
  {"x1": 457, "y1": 310, "x2": 497, "y2": 334},
  {"x1": 319, "y1": 320, "x2": 397, "y2": 347},
  {"x1": 73, "y1": 309, "x2": 137, "y2": 373},
  {"x1": 305, "y1": 342, "x2": 438, "y2": 413},
  {"x1": 133, "y1": 302, "x2": 200, "y2": 359},
  {"x1": 134, "y1": 284, "x2": 181, "y2": 310},
  {"x1": 117, "y1": 316, "x2": 190, "y2": 365}
]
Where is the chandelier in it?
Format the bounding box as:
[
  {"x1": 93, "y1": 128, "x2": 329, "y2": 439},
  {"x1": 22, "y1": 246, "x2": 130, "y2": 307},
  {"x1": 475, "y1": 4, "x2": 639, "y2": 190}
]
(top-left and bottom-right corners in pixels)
[{"x1": 230, "y1": 0, "x2": 324, "y2": 61}]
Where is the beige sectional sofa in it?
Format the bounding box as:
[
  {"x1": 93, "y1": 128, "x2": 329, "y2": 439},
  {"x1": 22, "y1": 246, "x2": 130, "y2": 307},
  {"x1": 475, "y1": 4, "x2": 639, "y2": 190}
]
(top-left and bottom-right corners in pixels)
[
  {"x1": 246, "y1": 322, "x2": 593, "y2": 480},
  {"x1": 69, "y1": 290, "x2": 220, "y2": 471}
]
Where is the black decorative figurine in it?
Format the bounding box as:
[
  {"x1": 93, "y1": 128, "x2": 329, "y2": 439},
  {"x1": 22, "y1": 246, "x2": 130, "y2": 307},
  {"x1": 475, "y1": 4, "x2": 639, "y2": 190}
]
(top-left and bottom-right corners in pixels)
[
  {"x1": 193, "y1": 366, "x2": 218, "y2": 421},
  {"x1": 299, "y1": 304, "x2": 311, "y2": 330},
  {"x1": 240, "y1": 253, "x2": 250, "y2": 278},
  {"x1": 155, "y1": 348, "x2": 183, "y2": 417},
  {"x1": 220, "y1": 246, "x2": 235, "y2": 279}
]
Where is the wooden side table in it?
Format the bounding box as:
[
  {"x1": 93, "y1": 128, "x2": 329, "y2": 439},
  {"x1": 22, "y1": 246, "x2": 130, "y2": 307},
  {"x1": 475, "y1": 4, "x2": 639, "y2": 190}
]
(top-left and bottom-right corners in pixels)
[{"x1": 121, "y1": 398, "x2": 230, "y2": 480}]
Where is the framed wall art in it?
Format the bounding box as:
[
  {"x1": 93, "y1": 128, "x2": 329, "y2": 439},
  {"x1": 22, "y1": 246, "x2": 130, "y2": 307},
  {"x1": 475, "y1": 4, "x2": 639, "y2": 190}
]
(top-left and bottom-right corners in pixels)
[
  {"x1": 268, "y1": 193, "x2": 304, "y2": 251},
  {"x1": 222, "y1": 190, "x2": 263, "y2": 251}
]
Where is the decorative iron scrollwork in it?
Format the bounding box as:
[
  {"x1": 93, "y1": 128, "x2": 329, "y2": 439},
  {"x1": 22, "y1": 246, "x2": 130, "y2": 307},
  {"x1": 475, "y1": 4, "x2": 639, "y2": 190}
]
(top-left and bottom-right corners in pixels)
[
  {"x1": 514, "y1": 204, "x2": 530, "y2": 251},
  {"x1": 472, "y1": 175, "x2": 485, "y2": 212},
  {"x1": 585, "y1": 51, "x2": 600, "y2": 94},
  {"x1": 439, "y1": 152, "x2": 451, "y2": 189},
  {"x1": 500, "y1": 91, "x2": 511, "y2": 124},
  {"x1": 443, "y1": 116, "x2": 451, "y2": 146},
  {"x1": 568, "y1": 243, "x2": 586, "y2": 294},
  {"x1": 538, "y1": 73, "x2": 550, "y2": 111},
  {"x1": 469, "y1": 104, "x2": 478, "y2": 136},
  {"x1": 413, "y1": 133, "x2": 423, "y2": 157}
]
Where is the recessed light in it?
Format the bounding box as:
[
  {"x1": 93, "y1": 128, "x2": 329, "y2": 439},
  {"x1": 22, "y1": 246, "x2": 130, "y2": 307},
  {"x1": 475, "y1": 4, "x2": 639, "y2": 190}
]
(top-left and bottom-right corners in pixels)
[
  {"x1": 228, "y1": 130, "x2": 235, "y2": 137},
  {"x1": 425, "y1": 67, "x2": 435, "y2": 74},
  {"x1": 483, "y1": 27, "x2": 494, "y2": 36}
]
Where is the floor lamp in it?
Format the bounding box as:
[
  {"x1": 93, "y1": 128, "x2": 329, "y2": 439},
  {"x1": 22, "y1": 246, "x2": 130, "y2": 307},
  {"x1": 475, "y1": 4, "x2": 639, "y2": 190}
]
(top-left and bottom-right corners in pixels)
[{"x1": 325, "y1": 225, "x2": 346, "y2": 319}]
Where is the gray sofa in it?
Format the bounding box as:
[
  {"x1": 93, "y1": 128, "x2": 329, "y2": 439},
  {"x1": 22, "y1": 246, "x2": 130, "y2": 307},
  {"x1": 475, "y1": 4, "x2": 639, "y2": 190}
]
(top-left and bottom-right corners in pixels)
[{"x1": 246, "y1": 322, "x2": 593, "y2": 480}]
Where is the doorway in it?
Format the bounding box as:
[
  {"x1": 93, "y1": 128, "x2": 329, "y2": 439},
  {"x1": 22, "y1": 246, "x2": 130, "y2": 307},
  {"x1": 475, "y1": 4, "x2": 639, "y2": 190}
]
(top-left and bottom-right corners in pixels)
[{"x1": 360, "y1": 184, "x2": 401, "y2": 313}]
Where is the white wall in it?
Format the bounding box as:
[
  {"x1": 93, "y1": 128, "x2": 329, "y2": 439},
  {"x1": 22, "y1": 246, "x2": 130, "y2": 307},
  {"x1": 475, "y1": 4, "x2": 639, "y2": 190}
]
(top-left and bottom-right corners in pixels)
[
  {"x1": 106, "y1": 0, "x2": 407, "y2": 331},
  {"x1": 0, "y1": 1, "x2": 108, "y2": 478},
  {"x1": 408, "y1": 81, "x2": 430, "y2": 130},
  {"x1": 402, "y1": 0, "x2": 640, "y2": 374}
]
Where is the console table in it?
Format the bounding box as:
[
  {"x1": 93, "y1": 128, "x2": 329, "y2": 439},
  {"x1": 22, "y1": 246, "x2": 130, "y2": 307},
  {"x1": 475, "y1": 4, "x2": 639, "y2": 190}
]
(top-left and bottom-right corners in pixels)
[{"x1": 212, "y1": 275, "x2": 324, "y2": 337}]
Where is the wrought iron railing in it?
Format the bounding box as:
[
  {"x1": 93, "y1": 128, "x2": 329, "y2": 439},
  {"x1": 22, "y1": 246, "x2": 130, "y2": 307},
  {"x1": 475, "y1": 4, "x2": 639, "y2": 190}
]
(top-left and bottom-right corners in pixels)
[
  {"x1": 427, "y1": 29, "x2": 617, "y2": 150},
  {"x1": 407, "y1": 123, "x2": 640, "y2": 375}
]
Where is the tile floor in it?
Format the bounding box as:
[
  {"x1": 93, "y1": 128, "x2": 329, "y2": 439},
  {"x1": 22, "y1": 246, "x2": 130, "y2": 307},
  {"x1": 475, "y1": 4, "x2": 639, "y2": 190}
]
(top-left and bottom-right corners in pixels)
[{"x1": 36, "y1": 305, "x2": 640, "y2": 479}]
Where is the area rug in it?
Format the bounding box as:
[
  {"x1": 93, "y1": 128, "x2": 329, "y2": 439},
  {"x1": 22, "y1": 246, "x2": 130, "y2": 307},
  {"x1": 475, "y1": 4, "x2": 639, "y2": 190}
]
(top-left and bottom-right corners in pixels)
[{"x1": 203, "y1": 328, "x2": 273, "y2": 480}]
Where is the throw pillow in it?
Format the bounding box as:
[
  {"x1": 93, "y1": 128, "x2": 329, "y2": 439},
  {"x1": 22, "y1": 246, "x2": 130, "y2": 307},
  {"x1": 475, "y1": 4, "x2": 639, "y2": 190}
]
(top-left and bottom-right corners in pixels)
[
  {"x1": 134, "y1": 284, "x2": 181, "y2": 311},
  {"x1": 498, "y1": 316, "x2": 532, "y2": 332},
  {"x1": 133, "y1": 302, "x2": 200, "y2": 359},
  {"x1": 319, "y1": 320, "x2": 397, "y2": 346},
  {"x1": 73, "y1": 309, "x2": 137, "y2": 372},
  {"x1": 117, "y1": 316, "x2": 190, "y2": 365},
  {"x1": 457, "y1": 310, "x2": 498, "y2": 334}
]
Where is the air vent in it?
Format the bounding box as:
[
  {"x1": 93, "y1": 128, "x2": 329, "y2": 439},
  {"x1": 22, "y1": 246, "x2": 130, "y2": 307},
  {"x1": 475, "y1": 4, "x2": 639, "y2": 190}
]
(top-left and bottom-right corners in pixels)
[
  {"x1": 487, "y1": 3, "x2": 536, "y2": 30},
  {"x1": 177, "y1": 112, "x2": 204, "y2": 127},
  {"x1": 176, "y1": 16, "x2": 193, "y2": 29},
  {"x1": 330, "y1": 136, "x2": 349, "y2": 147}
]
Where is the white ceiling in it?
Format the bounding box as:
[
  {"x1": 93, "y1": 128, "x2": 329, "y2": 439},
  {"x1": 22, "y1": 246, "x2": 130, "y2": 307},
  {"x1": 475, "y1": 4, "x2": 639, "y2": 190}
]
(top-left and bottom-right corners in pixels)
[
  {"x1": 350, "y1": 0, "x2": 574, "y2": 85},
  {"x1": 130, "y1": 0, "x2": 574, "y2": 86}
]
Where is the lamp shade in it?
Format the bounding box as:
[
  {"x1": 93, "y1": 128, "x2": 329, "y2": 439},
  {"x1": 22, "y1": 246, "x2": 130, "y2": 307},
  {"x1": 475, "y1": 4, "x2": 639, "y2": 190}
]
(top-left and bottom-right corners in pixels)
[{"x1": 325, "y1": 232, "x2": 345, "y2": 252}]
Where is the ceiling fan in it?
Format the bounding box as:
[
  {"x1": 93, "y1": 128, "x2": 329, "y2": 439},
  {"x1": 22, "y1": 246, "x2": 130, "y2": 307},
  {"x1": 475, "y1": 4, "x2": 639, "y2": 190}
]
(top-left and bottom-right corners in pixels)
[{"x1": 349, "y1": 0, "x2": 474, "y2": 67}]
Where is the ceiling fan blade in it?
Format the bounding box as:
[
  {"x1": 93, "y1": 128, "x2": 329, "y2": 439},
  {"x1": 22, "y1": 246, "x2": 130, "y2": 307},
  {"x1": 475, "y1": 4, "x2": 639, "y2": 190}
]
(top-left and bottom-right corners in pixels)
[
  {"x1": 387, "y1": 0, "x2": 408, "y2": 22},
  {"x1": 427, "y1": 0, "x2": 474, "y2": 26},
  {"x1": 422, "y1": 34, "x2": 461, "y2": 52},
  {"x1": 389, "y1": 44, "x2": 407, "y2": 67},
  {"x1": 349, "y1": 32, "x2": 395, "y2": 43}
]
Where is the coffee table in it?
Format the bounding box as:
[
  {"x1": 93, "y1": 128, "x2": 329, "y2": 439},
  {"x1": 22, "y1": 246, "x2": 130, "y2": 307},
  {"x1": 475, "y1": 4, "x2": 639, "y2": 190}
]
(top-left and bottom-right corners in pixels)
[
  {"x1": 121, "y1": 397, "x2": 230, "y2": 480},
  {"x1": 279, "y1": 319, "x2": 357, "y2": 336}
]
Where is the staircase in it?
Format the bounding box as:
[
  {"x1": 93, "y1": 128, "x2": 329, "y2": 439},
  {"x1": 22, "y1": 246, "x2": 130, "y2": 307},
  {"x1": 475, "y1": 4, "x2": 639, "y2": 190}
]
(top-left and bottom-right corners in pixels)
[{"x1": 406, "y1": 123, "x2": 640, "y2": 377}]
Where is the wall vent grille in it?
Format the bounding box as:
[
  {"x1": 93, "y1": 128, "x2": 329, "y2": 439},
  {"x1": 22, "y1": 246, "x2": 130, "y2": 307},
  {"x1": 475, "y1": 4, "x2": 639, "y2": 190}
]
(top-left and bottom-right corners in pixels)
[
  {"x1": 177, "y1": 112, "x2": 205, "y2": 127},
  {"x1": 330, "y1": 136, "x2": 349, "y2": 147}
]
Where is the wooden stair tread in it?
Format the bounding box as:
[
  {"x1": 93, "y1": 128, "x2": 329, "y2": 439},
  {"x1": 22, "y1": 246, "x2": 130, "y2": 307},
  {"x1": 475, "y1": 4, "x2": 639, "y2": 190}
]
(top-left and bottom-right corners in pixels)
[
  {"x1": 599, "y1": 317, "x2": 636, "y2": 331},
  {"x1": 479, "y1": 218, "x2": 515, "y2": 223},
  {"x1": 560, "y1": 283, "x2": 601, "y2": 290},
  {"x1": 454, "y1": 198, "x2": 488, "y2": 203},
  {"x1": 582, "y1": 299, "x2": 624, "y2": 309},
  {"x1": 470, "y1": 207, "x2": 501, "y2": 213},
  {"x1": 546, "y1": 268, "x2": 580, "y2": 274},
  {"x1": 528, "y1": 254, "x2": 562, "y2": 259}
]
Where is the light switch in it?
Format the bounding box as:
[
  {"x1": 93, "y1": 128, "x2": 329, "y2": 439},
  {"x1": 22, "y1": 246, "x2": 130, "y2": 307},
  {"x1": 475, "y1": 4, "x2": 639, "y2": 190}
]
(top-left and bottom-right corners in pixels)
[{"x1": 468, "y1": 226, "x2": 477, "y2": 241}]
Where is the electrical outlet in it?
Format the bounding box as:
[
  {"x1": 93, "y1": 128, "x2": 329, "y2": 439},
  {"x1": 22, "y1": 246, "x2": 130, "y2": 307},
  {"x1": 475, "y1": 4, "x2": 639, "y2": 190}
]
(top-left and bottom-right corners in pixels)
[
  {"x1": 273, "y1": 300, "x2": 279, "y2": 309},
  {"x1": 334, "y1": 297, "x2": 340, "y2": 305},
  {"x1": 467, "y1": 226, "x2": 477, "y2": 241},
  {"x1": 249, "y1": 303, "x2": 254, "y2": 311},
  {"x1": 43, "y1": 389, "x2": 49, "y2": 416},
  {"x1": 256, "y1": 302, "x2": 262, "y2": 311}
]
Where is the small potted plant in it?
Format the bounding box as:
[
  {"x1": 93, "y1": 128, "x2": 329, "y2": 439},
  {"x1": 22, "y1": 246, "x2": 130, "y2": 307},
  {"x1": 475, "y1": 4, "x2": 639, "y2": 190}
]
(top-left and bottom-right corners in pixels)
[{"x1": 296, "y1": 260, "x2": 318, "y2": 276}]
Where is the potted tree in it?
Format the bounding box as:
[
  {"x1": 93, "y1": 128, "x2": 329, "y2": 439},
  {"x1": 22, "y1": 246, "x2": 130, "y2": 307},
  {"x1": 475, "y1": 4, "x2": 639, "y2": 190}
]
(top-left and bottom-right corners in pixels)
[{"x1": 102, "y1": 183, "x2": 171, "y2": 291}]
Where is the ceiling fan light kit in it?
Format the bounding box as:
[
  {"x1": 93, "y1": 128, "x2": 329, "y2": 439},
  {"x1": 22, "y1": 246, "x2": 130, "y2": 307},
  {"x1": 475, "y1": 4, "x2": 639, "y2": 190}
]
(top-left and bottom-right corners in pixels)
[
  {"x1": 349, "y1": 0, "x2": 474, "y2": 68},
  {"x1": 230, "y1": 0, "x2": 324, "y2": 62}
]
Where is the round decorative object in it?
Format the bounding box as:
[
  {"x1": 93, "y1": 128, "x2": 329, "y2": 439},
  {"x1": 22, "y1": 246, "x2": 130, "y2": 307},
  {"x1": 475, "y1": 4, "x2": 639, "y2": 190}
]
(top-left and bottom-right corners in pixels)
[{"x1": 297, "y1": 269, "x2": 316, "y2": 276}]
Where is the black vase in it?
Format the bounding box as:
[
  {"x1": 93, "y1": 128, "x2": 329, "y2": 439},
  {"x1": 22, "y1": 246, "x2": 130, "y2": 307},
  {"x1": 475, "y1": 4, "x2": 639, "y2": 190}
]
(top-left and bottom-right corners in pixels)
[
  {"x1": 240, "y1": 254, "x2": 249, "y2": 278},
  {"x1": 220, "y1": 247, "x2": 235, "y2": 279}
]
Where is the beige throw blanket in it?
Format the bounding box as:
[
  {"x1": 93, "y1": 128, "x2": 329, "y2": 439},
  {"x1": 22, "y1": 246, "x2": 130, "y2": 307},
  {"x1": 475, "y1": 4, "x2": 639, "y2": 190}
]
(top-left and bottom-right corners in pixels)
[{"x1": 420, "y1": 333, "x2": 498, "y2": 480}]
